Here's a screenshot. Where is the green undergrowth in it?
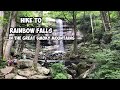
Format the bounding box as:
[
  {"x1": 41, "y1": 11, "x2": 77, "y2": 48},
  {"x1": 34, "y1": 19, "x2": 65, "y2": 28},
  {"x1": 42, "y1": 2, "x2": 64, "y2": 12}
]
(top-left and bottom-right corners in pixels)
[
  {"x1": 50, "y1": 63, "x2": 68, "y2": 79},
  {"x1": 0, "y1": 58, "x2": 7, "y2": 69},
  {"x1": 78, "y1": 43, "x2": 120, "y2": 79},
  {"x1": 88, "y1": 48, "x2": 120, "y2": 79}
]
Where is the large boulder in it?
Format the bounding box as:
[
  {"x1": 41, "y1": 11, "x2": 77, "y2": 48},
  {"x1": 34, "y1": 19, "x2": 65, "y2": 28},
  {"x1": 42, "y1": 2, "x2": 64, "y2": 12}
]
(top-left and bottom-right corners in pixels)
[
  {"x1": 37, "y1": 67, "x2": 50, "y2": 75},
  {"x1": 29, "y1": 75, "x2": 51, "y2": 79},
  {"x1": 17, "y1": 60, "x2": 33, "y2": 69},
  {"x1": 5, "y1": 73, "x2": 16, "y2": 79},
  {"x1": 0, "y1": 66, "x2": 15, "y2": 75},
  {"x1": 17, "y1": 69, "x2": 37, "y2": 77},
  {"x1": 14, "y1": 75, "x2": 27, "y2": 79}
]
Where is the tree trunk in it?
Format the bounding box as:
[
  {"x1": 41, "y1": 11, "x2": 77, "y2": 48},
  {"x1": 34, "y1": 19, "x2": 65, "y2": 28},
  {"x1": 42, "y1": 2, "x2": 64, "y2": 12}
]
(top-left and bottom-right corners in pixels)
[
  {"x1": 33, "y1": 34, "x2": 40, "y2": 70},
  {"x1": 15, "y1": 40, "x2": 25, "y2": 55},
  {"x1": 100, "y1": 11, "x2": 106, "y2": 32},
  {"x1": 73, "y1": 11, "x2": 78, "y2": 55},
  {"x1": 19, "y1": 40, "x2": 25, "y2": 53},
  {"x1": 107, "y1": 11, "x2": 111, "y2": 29},
  {"x1": 100, "y1": 11, "x2": 111, "y2": 31},
  {"x1": 3, "y1": 11, "x2": 17, "y2": 60},
  {"x1": 15, "y1": 40, "x2": 19, "y2": 55},
  {"x1": 0, "y1": 11, "x2": 4, "y2": 60},
  {"x1": 83, "y1": 11, "x2": 86, "y2": 45},
  {"x1": 3, "y1": 11, "x2": 12, "y2": 54},
  {"x1": 33, "y1": 11, "x2": 43, "y2": 70},
  {"x1": 90, "y1": 14, "x2": 94, "y2": 40}
]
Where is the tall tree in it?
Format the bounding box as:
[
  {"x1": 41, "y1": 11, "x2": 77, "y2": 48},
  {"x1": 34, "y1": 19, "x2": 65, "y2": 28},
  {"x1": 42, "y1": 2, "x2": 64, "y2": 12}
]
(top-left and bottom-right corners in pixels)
[
  {"x1": 33, "y1": 11, "x2": 43, "y2": 70},
  {"x1": 3, "y1": 11, "x2": 12, "y2": 54},
  {"x1": 15, "y1": 39, "x2": 25, "y2": 55},
  {"x1": 73, "y1": 11, "x2": 78, "y2": 55},
  {"x1": 90, "y1": 13, "x2": 94, "y2": 40},
  {"x1": 33, "y1": 34, "x2": 41, "y2": 70},
  {"x1": 3, "y1": 11, "x2": 17, "y2": 60},
  {"x1": 83, "y1": 11, "x2": 86, "y2": 45},
  {"x1": 0, "y1": 11, "x2": 4, "y2": 60},
  {"x1": 108, "y1": 11, "x2": 111, "y2": 28},
  {"x1": 100, "y1": 11, "x2": 111, "y2": 31}
]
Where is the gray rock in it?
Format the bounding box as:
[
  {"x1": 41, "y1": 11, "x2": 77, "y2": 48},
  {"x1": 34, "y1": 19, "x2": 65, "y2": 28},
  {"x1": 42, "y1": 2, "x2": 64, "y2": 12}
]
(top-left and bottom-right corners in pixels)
[
  {"x1": 17, "y1": 69, "x2": 37, "y2": 77},
  {"x1": 17, "y1": 60, "x2": 33, "y2": 68},
  {"x1": 14, "y1": 75, "x2": 27, "y2": 79},
  {"x1": 1, "y1": 66, "x2": 15, "y2": 75},
  {"x1": 5, "y1": 73, "x2": 15, "y2": 79},
  {"x1": 29, "y1": 75, "x2": 51, "y2": 79},
  {"x1": 37, "y1": 67, "x2": 50, "y2": 75}
]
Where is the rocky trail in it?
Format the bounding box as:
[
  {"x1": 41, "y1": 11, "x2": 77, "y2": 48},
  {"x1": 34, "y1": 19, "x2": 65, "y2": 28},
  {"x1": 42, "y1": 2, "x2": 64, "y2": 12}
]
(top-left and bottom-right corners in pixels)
[
  {"x1": 0, "y1": 60, "x2": 51, "y2": 79},
  {"x1": 0, "y1": 58, "x2": 95, "y2": 79}
]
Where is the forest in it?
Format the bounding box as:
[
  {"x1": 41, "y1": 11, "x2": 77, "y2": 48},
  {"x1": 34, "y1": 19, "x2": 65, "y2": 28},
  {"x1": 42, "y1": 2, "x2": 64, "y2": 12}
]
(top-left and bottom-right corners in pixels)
[{"x1": 0, "y1": 11, "x2": 120, "y2": 79}]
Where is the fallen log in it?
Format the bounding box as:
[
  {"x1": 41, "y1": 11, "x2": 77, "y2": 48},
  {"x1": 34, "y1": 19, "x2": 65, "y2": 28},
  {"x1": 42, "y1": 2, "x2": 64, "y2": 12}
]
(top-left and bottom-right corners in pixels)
[{"x1": 79, "y1": 64, "x2": 96, "y2": 79}]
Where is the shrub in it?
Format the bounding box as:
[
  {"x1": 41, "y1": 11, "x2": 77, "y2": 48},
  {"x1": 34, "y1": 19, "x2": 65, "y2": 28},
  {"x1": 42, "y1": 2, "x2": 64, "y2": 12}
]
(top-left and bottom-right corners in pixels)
[
  {"x1": 111, "y1": 33, "x2": 120, "y2": 50},
  {"x1": 94, "y1": 27, "x2": 104, "y2": 40},
  {"x1": 50, "y1": 63, "x2": 68, "y2": 79},
  {"x1": 79, "y1": 44, "x2": 101, "y2": 59},
  {"x1": 89, "y1": 49, "x2": 120, "y2": 79},
  {"x1": 0, "y1": 60, "x2": 7, "y2": 69},
  {"x1": 110, "y1": 22, "x2": 120, "y2": 50},
  {"x1": 54, "y1": 73, "x2": 68, "y2": 79},
  {"x1": 91, "y1": 49, "x2": 115, "y2": 63}
]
